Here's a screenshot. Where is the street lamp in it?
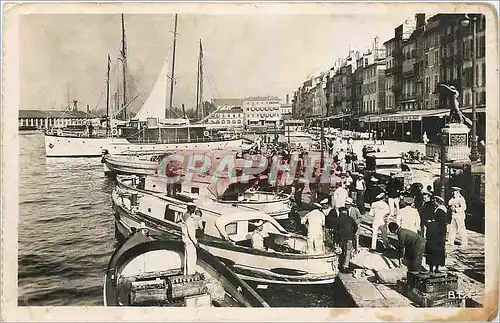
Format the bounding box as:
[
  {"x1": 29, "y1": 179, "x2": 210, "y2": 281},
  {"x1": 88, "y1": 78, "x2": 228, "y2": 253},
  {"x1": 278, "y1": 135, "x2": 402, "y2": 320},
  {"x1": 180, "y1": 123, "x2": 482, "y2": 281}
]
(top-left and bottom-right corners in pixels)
[{"x1": 461, "y1": 14, "x2": 479, "y2": 162}]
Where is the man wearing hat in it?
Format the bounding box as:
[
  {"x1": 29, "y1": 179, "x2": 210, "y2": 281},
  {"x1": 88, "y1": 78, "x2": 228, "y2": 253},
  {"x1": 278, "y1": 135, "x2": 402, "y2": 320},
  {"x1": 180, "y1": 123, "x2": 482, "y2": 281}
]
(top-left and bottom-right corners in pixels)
[
  {"x1": 370, "y1": 192, "x2": 390, "y2": 251},
  {"x1": 353, "y1": 173, "x2": 366, "y2": 213},
  {"x1": 418, "y1": 190, "x2": 436, "y2": 237},
  {"x1": 447, "y1": 186, "x2": 468, "y2": 248},
  {"x1": 251, "y1": 220, "x2": 267, "y2": 251},
  {"x1": 424, "y1": 196, "x2": 450, "y2": 272},
  {"x1": 386, "y1": 172, "x2": 401, "y2": 222},
  {"x1": 399, "y1": 196, "x2": 421, "y2": 234},
  {"x1": 332, "y1": 181, "x2": 349, "y2": 217},
  {"x1": 345, "y1": 197, "x2": 362, "y2": 252},
  {"x1": 181, "y1": 202, "x2": 203, "y2": 275},
  {"x1": 301, "y1": 198, "x2": 328, "y2": 254}
]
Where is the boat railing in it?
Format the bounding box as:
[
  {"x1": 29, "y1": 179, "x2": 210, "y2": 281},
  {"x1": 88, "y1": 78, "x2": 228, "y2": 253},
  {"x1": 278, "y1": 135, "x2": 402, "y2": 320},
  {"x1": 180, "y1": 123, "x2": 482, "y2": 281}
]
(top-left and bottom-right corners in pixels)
[{"x1": 125, "y1": 136, "x2": 233, "y2": 144}]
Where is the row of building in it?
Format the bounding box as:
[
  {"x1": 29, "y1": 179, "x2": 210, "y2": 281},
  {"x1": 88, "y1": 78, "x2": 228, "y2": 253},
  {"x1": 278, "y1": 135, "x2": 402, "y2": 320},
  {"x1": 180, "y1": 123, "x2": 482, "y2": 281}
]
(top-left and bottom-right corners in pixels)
[
  {"x1": 205, "y1": 96, "x2": 292, "y2": 128},
  {"x1": 292, "y1": 13, "x2": 486, "y2": 143}
]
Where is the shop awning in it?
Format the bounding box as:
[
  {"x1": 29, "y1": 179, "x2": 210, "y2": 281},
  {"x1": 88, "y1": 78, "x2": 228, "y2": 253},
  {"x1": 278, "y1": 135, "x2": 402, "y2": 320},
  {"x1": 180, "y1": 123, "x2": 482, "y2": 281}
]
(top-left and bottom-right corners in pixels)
[
  {"x1": 462, "y1": 107, "x2": 486, "y2": 114},
  {"x1": 359, "y1": 109, "x2": 449, "y2": 123},
  {"x1": 358, "y1": 114, "x2": 381, "y2": 122}
]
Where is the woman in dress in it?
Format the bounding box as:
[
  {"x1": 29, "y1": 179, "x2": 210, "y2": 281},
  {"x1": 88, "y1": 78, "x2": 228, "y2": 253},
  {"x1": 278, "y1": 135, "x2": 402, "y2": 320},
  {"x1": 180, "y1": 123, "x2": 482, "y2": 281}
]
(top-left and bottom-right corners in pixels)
[{"x1": 424, "y1": 196, "x2": 451, "y2": 272}]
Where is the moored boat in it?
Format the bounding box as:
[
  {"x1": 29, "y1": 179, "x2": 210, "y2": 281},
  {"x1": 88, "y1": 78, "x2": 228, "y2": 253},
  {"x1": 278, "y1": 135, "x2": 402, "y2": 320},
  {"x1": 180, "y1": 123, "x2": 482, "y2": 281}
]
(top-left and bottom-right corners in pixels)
[
  {"x1": 116, "y1": 173, "x2": 293, "y2": 220},
  {"x1": 45, "y1": 14, "x2": 251, "y2": 158},
  {"x1": 111, "y1": 186, "x2": 340, "y2": 285},
  {"x1": 104, "y1": 229, "x2": 269, "y2": 307}
]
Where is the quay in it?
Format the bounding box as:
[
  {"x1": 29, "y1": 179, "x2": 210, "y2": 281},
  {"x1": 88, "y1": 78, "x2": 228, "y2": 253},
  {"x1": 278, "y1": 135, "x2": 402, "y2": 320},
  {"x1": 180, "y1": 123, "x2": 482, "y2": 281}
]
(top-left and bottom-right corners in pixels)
[{"x1": 334, "y1": 211, "x2": 485, "y2": 308}]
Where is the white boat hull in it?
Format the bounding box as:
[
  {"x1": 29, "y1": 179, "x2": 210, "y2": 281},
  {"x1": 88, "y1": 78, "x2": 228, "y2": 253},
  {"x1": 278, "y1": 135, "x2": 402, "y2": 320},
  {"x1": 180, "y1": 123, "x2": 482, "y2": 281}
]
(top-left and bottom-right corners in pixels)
[
  {"x1": 111, "y1": 191, "x2": 339, "y2": 285},
  {"x1": 105, "y1": 139, "x2": 246, "y2": 155},
  {"x1": 45, "y1": 134, "x2": 246, "y2": 157},
  {"x1": 44, "y1": 135, "x2": 127, "y2": 157},
  {"x1": 104, "y1": 155, "x2": 160, "y2": 176}
]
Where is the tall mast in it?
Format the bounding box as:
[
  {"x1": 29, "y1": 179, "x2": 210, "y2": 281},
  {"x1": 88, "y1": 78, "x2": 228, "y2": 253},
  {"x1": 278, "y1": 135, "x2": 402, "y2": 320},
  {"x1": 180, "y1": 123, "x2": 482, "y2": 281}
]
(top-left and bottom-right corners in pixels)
[
  {"x1": 196, "y1": 39, "x2": 205, "y2": 119},
  {"x1": 167, "y1": 13, "x2": 178, "y2": 119},
  {"x1": 196, "y1": 42, "x2": 201, "y2": 120},
  {"x1": 106, "y1": 54, "x2": 111, "y2": 134},
  {"x1": 120, "y1": 14, "x2": 128, "y2": 120}
]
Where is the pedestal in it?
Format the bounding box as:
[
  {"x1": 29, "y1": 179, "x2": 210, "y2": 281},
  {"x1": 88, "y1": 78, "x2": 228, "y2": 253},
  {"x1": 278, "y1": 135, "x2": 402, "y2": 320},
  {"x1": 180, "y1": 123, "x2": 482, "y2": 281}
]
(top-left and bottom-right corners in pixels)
[{"x1": 441, "y1": 123, "x2": 471, "y2": 162}]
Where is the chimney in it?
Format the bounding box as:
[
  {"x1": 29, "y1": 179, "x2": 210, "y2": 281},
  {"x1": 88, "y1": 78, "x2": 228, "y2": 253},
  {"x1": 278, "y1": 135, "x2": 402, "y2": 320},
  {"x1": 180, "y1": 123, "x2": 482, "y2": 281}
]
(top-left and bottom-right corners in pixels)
[
  {"x1": 415, "y1": 13, "x2": 426, "y2": 29},
  {"x1": 86, "y1": 104, "x2": 90, "y2": 114},
  {"x1": 72, "y1": 100, "x2": 78, "y2": 111},
  {"x1": 286, "y1": 94, "x2": 289, "y2": 104}
]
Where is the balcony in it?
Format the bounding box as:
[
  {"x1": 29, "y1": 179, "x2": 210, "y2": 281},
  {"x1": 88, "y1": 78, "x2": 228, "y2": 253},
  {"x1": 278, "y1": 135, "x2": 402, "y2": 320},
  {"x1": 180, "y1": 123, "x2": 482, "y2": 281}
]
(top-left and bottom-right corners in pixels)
[
  {"x1": 391, "y1": 83, "x2": 402, "y2": 92},
  {"x1": 442, "y1": 56, "x2": 456, "y2": 65},
  {"x1": 386, "y1": 66, "x2": 397, "y2": 75},
  {"x1": 440, "y1": 33, "x2": 455, "y2": 44},
  {"x1": 401, "y1": 92, "x2": 417, "y2": 101},
  {"x1": 402, "y1": 68, "x2": 414, "y2": 78}
]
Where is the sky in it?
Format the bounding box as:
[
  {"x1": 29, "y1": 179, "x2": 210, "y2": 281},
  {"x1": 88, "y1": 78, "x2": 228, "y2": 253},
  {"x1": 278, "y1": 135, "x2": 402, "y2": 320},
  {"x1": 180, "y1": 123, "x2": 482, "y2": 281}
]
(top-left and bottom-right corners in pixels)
[{"x1": 19, "y1": 10, "x2": 440, "y2": 115}]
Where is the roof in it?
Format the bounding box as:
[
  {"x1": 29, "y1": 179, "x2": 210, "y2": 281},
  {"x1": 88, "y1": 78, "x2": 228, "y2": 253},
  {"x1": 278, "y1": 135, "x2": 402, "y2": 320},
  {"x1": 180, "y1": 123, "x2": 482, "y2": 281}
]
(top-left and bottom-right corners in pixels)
[
  {"x1": 228, "y1": 107, "x2": 243, "y2": 113},
  {"x1": 19, "y1": 110, "x2": 94, "y2": 119},
  {"x1": 244, "y1": 96, "x2": 280, "y2": 102},
  {"x1": 211, "y1": 98, "x2": 243, "y2": 107}
]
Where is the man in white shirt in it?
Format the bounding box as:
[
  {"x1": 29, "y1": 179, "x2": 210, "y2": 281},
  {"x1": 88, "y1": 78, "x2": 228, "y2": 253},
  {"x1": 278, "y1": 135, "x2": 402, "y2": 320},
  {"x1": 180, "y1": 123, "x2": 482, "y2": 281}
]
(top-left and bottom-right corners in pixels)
[
  {"x1": 332, "y1": 182, "x2": 349, "y2": 216},
  {"x1": 399, "y1": 196, "x2": 421, "y2": 234},
  {"x1": 301, "y1": 201, "x2": 327, "y2": 254},
  {"x1": 181, "y1": 202, "x2": 203, "y2": 275},
  {"x1": 447, "y1": 186, "x2": 468, "y2": 248},
  {"x1": 370, "y1": 192, "x2": 390, "y2": 251},
  {"x1": 251, "y1": 220, "x2": 266, "y2": 251}
]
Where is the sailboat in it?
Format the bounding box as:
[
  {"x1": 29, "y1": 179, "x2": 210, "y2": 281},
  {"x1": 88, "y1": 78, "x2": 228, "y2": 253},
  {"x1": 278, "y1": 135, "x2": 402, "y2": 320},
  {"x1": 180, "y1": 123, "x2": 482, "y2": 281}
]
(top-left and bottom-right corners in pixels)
[{"x1": 44, "y1": 14, "x2": 251, "y2": 158}]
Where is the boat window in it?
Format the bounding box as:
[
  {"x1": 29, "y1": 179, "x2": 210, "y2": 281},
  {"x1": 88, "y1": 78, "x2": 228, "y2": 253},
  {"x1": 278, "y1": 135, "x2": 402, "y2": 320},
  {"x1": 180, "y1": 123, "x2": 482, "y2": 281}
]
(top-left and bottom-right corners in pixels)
[
  {"x1": 164, "y1": 205, "x2": 176, "y2": 222},
  {"x1": 226, "y1": 223, "x2": 237, "y2": 235},
  {"x1": 191, "y1": 187, "x2": 200, "y2": 194}
]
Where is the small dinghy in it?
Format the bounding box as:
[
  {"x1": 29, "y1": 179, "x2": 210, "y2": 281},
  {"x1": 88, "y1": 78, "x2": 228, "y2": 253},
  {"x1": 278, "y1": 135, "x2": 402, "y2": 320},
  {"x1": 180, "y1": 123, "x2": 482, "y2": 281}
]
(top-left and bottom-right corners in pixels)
[{"x1": 103, "y1": 229, "x2": 269, "y2": 307}]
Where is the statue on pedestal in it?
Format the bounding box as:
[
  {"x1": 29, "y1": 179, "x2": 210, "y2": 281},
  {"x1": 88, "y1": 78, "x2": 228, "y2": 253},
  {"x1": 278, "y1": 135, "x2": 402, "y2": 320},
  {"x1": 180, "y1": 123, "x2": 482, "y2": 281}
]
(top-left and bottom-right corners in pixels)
[{"x1": 439, "y1": 84, "x2": 472, "y2": 127}]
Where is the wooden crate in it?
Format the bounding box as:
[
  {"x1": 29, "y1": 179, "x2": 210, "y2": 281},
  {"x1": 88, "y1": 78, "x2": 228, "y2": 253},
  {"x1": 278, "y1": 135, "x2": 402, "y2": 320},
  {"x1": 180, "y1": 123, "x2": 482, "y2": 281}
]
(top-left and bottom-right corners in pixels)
[
  {"x1": 130, "y1": 279, "x2": 168, "y2": 305},
  {"x1": 167, "y1": 273, "x2": 208, "y2": 301},
  {"x1": 407, "y1": 272, "x2": 458, "y2": 294}
]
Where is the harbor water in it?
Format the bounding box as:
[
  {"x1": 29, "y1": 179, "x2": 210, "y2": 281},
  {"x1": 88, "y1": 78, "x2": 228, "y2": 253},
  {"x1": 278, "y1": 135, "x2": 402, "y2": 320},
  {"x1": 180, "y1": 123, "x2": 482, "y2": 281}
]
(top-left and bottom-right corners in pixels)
[{"x1": 18, "y1": 132, "x2": 353, "y2": 307}]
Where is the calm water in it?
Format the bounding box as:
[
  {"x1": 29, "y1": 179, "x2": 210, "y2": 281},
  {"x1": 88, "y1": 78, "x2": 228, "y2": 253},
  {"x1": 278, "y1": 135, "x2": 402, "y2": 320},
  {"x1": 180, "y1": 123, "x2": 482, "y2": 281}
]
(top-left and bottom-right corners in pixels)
[{"x1": 18, "y1": 132, "x2": 352, "y2": 307}]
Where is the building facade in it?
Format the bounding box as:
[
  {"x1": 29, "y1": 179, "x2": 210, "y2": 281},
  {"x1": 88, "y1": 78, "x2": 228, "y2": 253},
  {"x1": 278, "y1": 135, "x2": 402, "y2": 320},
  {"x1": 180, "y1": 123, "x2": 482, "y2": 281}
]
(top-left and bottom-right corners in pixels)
[
  {"x1": 19, "y1": 110, "x2": 95, "y2": 130},
  {"x1": 243, "y1": 96, "x2": 281, "y2": 127},
  {"x1": 207, "y1": 106, "x2": 244, "y2": 127},
  {"x1": 292, "y1": 12, "x2": 486, "y2": 142}
]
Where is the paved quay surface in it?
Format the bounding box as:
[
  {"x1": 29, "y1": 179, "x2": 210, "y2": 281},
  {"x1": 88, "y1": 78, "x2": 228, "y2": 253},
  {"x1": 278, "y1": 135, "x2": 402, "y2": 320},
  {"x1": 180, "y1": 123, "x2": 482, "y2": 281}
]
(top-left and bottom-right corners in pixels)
[{"x1": 337, "y1": 212, "x2": 485, "y2": 307}]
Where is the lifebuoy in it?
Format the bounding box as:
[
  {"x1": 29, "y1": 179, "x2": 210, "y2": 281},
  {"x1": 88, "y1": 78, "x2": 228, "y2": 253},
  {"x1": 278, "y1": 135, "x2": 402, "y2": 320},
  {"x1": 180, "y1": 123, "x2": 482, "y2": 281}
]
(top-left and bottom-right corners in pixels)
[
  {"x1": 203, "y1": 130, "x2": 210, "y2": 137},
  {"x1": 112, "y1": 128, "x2": 118, "y2": 136}
]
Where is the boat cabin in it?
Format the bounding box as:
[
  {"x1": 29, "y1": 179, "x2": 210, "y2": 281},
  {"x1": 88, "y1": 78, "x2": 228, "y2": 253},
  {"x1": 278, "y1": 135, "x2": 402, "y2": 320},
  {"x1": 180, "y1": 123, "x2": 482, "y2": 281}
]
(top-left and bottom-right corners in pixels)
[{"x1": 365, "y1": 152, "x2": 404, "y2": 171}]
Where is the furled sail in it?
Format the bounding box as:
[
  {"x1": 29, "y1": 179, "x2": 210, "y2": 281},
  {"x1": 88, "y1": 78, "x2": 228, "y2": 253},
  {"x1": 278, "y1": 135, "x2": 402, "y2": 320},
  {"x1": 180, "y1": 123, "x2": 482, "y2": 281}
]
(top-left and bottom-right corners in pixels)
[{"x1": 135, "y1": 59, "x2": 169, "y2": 121}]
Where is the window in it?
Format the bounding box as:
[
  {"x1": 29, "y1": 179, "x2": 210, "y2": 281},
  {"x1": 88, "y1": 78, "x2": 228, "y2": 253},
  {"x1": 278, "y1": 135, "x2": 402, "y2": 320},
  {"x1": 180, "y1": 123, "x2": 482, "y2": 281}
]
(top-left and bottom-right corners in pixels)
[
  {"x1": 433, "y1": 74, "x2": 439, "y2": 92},
  {"x1": 434, "y1": 50, "x2": 439, "y2": 65},
  {"x1": 425, "y1": 76, "x2": 430, "y2": 93},
  {"x1": 226, "y1": 223, "x2": 237, "y2": 235},
  {"x1": 464, "y1": 91, "x2": 471, "y2": 106},
  {"x1": 482, "y1": 62, "x2": 486, "y2": 86},
  {"x1": 424, "y1": 53, "x2": 429, "y2": 67}
]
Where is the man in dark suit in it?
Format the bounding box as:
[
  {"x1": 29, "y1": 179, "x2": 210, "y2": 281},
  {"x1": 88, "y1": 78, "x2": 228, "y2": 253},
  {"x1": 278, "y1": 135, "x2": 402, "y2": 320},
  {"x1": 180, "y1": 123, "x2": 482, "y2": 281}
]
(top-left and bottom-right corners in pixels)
[
  {"x1": 334, "y1": 207, "x2": 358, "y2": 273},
  {"x1": 388, "y1": 222, "x2": 426, "y2": 272}
]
